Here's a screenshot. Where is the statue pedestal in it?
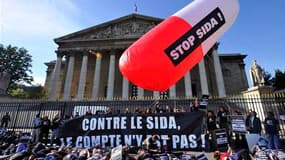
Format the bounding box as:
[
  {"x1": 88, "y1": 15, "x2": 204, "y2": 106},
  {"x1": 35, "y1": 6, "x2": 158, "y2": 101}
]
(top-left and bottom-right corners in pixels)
[
  {"x1": 241, "y1": 85, "x2": 273, "y2": 121},
  {"x1": 243, "y1": 85, "x2": 273, "y2": 96}
]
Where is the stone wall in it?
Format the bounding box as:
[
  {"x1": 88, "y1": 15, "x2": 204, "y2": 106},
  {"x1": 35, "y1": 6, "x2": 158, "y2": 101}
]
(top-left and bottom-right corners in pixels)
[
  {"x1": 220, "y1": 54, "x2": 249, "y2": 95},
  {"x1": 0, "y1": 72, "x2": 10, "y2": 95}
]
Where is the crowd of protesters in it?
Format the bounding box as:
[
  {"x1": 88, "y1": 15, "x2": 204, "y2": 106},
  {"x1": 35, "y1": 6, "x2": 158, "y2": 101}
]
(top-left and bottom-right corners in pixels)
[
  {"x1": 0, "y1": 130, "x2": 116, "y2": 160},
  {"x1": 0, "y1": 99, "x2": 284, "y2": 159},
  {"x1": 205, "y1": 106, "x2": 282, "y2": 150},
  {"x1": 0, "y1": 130, "x2": 218, "y2": 160}
]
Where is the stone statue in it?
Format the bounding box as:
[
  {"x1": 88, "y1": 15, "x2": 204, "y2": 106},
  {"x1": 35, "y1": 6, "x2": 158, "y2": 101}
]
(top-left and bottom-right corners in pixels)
[{"x1": 250, "y1": 60, "x2": 265, "y2": 86}]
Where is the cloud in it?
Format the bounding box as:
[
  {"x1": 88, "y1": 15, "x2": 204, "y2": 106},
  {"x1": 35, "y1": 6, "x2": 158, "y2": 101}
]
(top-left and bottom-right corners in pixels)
[
  {"x1": 1, "y1": 0, "x2": 80, "y2": 37},
  {"x1": 0, "y1": 0, "x2": 83, "y2": 86},
  {"x1": 19, "y1": 76, "x2": 46, "y2": 86},
  {"x1": 32, "y1": 76, "x2": 46, "y2": 86}
]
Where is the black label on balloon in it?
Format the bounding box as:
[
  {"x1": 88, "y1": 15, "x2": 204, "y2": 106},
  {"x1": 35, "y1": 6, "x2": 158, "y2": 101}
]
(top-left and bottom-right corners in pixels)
[{"x1": 165, "y1": 7, "x2": 226, "y2": 66}]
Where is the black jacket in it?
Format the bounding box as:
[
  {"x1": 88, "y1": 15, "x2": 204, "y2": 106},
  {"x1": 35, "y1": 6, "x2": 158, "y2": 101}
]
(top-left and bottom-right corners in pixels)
[{"x1": 246, "y1": 116, "x2": 261, "y2": 134}]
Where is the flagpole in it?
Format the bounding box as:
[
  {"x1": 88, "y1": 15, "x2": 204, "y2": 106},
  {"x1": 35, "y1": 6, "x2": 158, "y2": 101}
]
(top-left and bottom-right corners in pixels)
[{"x1": 134, "y1": 2, "x2": 138, "y2": 13}]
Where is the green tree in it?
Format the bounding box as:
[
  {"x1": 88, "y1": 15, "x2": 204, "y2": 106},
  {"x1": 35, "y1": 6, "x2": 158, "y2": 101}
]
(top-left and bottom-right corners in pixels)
[
  {"x1": 9, "y1": 85, "x2": 47, "y2": 99},
  {"x1": 263, "y1": 71, "x2": 273, "y2": 86},
  {"x1": 271, "y1": 69, "x2": 285, "y2": 91},
  {"x1": 9, "y1": 88, "x2": 27, "y2": 98},
  {"x1": 26, "y1": 85, "x2": 47, "y2": 99},
  {"x1": 0, "y1": 44, "x2": 33, "y2": 90}
]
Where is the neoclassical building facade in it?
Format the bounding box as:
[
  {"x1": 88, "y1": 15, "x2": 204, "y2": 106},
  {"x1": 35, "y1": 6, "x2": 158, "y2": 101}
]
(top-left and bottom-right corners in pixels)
[{"x1": 44, "y1": 14, "x2": 248, "y2": 100}]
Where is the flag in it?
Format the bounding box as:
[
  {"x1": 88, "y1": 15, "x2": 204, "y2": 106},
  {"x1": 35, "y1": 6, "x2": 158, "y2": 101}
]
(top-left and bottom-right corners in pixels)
[
  {"x1": 134, "y1": 3, "x2": 138, "y2": 13},
  {"x1": 88, "y1": 50, "x2": 96, "y2": 55},
  {"x1": 89, "y1": 50, "x2": 102, "y2": 58}
]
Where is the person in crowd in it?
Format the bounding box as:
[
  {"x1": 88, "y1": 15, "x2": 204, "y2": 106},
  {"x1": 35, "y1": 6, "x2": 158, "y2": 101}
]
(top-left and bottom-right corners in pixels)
[
  {"x1": 15, "y1": 132, "x2": 32, "y2": 153},
  {"x1": 95, "y1": 110, "x2": 104, "y2": 115},
  {"x1": 135, "y1": 107, "x2": 142, "y2": 114},
  {"x1": 264, "y1": 111, "x2": 281, "y2": 149},
  {"x1": 15, "y1": 140, "x2": 27, "y2": 153},
  {"x1": 40, "y1": 116, "x2": 51, "y2": 145},
  {"x1": 172, "y1": 106, "x2": 178, "y2": 113},
  {"x1": 233, "y1": 110, "x2": 247, "y2": 149},
  {"x1": 78, "y1": 148, "x2": 90, "y2": 159},
  {"x1": 206, "y1": 110, "x2": 217, "y2": 132},
  {"x1": 145, "y1": 107, "x2": 153, "y2": 114},
  {"x1": 32, "y1": 114, "x2": 42, "y2": 144},
  {"x1": 90, "y1": 148, "x2": 103, "y2": 159},
  {"x1": 246, "y1": 111, "x2": 262, "y2": 134},
  {"x1": 124, "y1": 107, "x2": 130, "y2": 114},
  {"x1": 217, "y1": 106, "x2": 229, "y2": 130},
  {"x1": 85, "y1": 109, "x2": 92, "y2": 116},
  {"x1": 3, "y1": 131, "x2": 17, "y2": 145},
  {"x1": 105, "y1": 107, "x2": 112, "y2": 115},
  {"x1": 245, "y1": 110, "x2": 252, "y2": 130},
  {"x1": 205, "y1": 110, "x2": 217, "y2": 151},
  {"x1": 3, "y1": 143, "x2": 16, "y2": 155},
  {"x1": 154, "y1": 100, "x2": 161, "y2": 113},
  {"x1": 74, "y1": 112, "x2": 80, "y2": 118},
  {"x1": 143, "y1": 135, "x2": 161, "y2": 154},
  {"x1": 1, "y1": 112, "x2": 11, "y2": 128},
  {"x1": 50, "y1": 113, "x2": 61, "y2": 146},
  {"x1": 190, "y1": 97, "x2": 200, "y2": 112}
]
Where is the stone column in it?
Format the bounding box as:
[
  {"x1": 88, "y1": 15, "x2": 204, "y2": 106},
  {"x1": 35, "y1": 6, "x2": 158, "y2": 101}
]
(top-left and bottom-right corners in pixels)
[
  {"x1": 76, "y1": 52, "x2": 89, "y2": 100},
  {"x1": 184, "y1": 71, "x2": 193, "y2": 98},
  {"x1": 48, "y1": 53, "x2": 62, "y2": 100},
  {"x1": 212, "y1": 44, "x2": 226, "y2": 97},
  {"x1": 199, "y1": 59, "x2": 209, "y2": 95},
  {"x1": 153, "y1": 91, "x2": 160, "y2": 99},
  {"x1": 240, "y1": 63, "x2": 249, "y2": 89},
  {"x1": 122, "y1": 77, "x2": 129, "y2": 100},
  {"x1": 107, "y1": 54, "x2": 115, "y2": 100},
  {"x1": 137, "y1": 87, "x2": 144, "y2": 99},
  {"x1": 63, "y1": 53, "x2": 75, "y2": 100},
  {"x1": 91, "y1": 52, "x2": 102, "y2": 100},
  {"x1": 169, "y1": 85, "x2": 176, "y2": 99}
]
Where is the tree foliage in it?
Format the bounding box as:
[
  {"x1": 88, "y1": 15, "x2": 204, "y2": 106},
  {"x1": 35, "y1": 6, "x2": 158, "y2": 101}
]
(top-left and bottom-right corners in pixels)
[
  {"x1": 0, "y1": 44, "x2": 33, "y2": 89},
  {"x1": 263, "y1": 69, "x2": 285, "y2": 91},
  {"x1": 9, "y1": 88, "x2": 26, "y2": 98},
  {"x1": 26, "y1": 85, "x2": 48, "y2": 99},
  {"x1": 271, "y1": 69, "x2": 285, "y2": 91},
  {"x1": 263, "y1": 71, "x2": 273, "y2": 86},
  {"x1": 9, "y1": 85, "x2": 47, "y2": 99}
]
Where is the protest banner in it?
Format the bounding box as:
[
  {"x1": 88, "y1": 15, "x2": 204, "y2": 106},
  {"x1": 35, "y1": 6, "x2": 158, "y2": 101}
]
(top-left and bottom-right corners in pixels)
[
  {"x1": 231, "y1": 115, "x2": 246, "y2": 133},
  {"x1": 59, "y1": 111, "x2": 205, "y2": 151},
  {"x1": 213, "y1": 129, "x2": 228, "y2": 151}
]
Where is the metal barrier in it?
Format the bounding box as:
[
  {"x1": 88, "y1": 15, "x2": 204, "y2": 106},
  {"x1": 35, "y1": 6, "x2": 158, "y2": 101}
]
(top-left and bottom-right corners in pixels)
[{"x1": 0, "y1": 95, "x2": 284, "y2": 137}]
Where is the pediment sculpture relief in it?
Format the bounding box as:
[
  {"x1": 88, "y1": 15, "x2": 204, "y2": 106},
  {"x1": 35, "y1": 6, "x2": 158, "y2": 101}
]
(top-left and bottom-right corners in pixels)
[{"x1": 81, "y1": 21, "x2": 157, "y2": 40}]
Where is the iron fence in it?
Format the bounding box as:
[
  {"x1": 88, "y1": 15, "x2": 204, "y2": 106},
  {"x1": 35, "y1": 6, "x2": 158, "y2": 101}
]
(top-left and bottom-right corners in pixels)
[{"x1": 0, "y1": 95, "x2": 284, "y2": 138}]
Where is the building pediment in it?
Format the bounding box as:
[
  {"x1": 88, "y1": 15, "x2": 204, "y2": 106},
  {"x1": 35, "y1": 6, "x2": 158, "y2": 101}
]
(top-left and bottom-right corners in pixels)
[{"x1": 55, "y1": 14, "x2": 163, "y2": 43}]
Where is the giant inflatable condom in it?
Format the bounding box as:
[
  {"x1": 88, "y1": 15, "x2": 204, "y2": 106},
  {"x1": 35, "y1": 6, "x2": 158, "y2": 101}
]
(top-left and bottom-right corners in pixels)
[{"x1": 119, "y1": 0, "x2": 239, "y2": 91}]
